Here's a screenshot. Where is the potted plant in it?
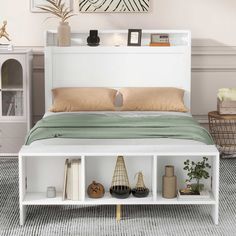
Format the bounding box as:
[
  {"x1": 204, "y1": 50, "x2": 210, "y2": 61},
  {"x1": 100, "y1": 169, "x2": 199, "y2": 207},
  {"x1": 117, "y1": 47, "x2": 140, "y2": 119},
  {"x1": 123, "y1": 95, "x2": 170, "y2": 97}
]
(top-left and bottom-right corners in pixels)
[
  {"x1": 183, "y1": 157, "x2": 211, "y2": 194},
  {"x1": 37, "y1": 0, "x2": 75, "y2": 46}
]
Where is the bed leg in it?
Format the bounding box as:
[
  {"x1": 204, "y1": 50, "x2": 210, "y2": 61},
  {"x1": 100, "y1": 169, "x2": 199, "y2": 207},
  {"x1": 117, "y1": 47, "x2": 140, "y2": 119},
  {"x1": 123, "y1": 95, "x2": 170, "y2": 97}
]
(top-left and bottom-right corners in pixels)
[
  {"x1": 20, "y1": 205, "x2": 27, "y2": 226},
  {"x1": 116, "y1": 204, "x2": 121, "y2": 221},
  {"x1": 211, "y1": 204, "x2": 219, "y2": 225}
]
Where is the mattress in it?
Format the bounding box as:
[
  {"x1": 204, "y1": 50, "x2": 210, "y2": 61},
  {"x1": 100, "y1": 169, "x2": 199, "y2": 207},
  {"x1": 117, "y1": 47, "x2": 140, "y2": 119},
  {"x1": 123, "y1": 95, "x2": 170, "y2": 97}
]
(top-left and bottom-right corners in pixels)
[{"x1": 29, "y1": 111, "x2": 205, "y2": 147}]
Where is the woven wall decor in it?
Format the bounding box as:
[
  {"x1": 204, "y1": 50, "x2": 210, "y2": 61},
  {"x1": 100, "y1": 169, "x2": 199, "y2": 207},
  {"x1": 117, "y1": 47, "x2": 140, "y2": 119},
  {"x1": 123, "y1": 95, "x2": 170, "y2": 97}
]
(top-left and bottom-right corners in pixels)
[{"x1": 110, "y1": 156, "x2": 131, "y2": 199}]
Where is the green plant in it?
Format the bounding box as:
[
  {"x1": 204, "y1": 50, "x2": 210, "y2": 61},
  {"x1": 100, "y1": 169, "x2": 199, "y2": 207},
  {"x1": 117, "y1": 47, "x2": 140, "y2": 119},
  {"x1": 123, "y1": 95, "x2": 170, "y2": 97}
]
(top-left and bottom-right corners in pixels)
[
  {"x1": 183, "y1": 157, "x2": 211, "y2": 193},
  {"x1": 37, "y1": 0, "x2": 75, "y2": 22}
]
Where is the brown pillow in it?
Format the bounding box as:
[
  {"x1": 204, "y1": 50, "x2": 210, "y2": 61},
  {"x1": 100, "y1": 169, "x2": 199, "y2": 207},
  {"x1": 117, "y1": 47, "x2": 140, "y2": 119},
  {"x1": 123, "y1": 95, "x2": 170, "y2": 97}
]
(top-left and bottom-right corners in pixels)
[
  {"x1": 50, "y1": 87, "x2": 117, "y2": 112},
  {"x1": 120, "y1": 87, "x2": 188, "y2": 112}
]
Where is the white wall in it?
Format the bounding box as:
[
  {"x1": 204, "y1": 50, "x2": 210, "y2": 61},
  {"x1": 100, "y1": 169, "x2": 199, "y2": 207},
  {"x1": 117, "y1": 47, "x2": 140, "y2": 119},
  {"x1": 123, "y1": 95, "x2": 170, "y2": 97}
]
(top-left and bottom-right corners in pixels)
[{"x1": 1, "y1": 0, "x2": 236, "y2": 46}]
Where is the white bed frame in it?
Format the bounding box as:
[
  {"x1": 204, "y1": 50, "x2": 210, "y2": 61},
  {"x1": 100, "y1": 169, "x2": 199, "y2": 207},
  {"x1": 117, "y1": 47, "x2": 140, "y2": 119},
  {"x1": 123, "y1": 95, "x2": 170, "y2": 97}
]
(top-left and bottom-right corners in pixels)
[{"x1": 18, "y1": 30, "x2": 219, "y2": 225}]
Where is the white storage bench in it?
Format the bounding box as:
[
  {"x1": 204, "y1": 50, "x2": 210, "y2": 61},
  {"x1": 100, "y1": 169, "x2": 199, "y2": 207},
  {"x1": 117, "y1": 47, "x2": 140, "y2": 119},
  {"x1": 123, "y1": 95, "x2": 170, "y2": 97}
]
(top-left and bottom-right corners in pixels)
[{"x1": 19, "y1": 144, "x2": 219, "y2": 225}]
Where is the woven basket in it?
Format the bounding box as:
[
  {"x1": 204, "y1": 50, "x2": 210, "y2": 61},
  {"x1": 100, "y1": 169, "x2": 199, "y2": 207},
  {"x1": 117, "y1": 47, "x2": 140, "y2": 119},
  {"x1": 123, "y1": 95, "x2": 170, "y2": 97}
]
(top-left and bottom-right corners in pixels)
[
  {"x1": 217, "y1": 98, "x2": 236, "y2": 115},
  {"x1": 208, "y1": 111, "x2": 236, "y2": 157}
]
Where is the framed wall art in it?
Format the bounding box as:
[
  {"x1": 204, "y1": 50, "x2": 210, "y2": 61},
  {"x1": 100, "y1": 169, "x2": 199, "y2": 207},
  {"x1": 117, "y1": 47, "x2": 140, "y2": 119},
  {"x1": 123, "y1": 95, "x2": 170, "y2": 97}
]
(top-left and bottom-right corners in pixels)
[
  {"x1": 78, "y1": 0, "x2": 149, "y2": 13},
  {"x1": 30, "y1": 0, "x2": 73, "y2": 13}
]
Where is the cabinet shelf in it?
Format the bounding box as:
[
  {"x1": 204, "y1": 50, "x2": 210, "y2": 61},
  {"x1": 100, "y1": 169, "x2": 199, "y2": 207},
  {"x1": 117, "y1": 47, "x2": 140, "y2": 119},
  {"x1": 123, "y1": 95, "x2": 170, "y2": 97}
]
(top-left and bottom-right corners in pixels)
[
  {"x1": 2, "y1": 88, "x2": 23, "y2": 91},
  {"x1": 23, "y1": 192, "x2": 154, "y2": 205},
  {"x1": 23, "y1": 191, "x2": 216, "y2": 206},
  {"x1": 156, "y1": 192, "x2": 216, "y2": 205},
  {"x1": 48, "y1": 45, "x2": 189, "y2": 55},
  {"x1": 85, "y1": 192, "x2": 154, "y2": 205},
  {"x1": 23, "y1": 192, "x2": 83, "y2": 205}
]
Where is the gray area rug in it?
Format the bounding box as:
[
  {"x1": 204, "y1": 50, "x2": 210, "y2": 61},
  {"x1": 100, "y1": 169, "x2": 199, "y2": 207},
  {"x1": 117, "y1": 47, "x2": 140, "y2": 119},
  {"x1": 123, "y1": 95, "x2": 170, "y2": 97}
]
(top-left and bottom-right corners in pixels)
[{"x1": 0, "y1": 159, "x2": 236, "y2": 236}]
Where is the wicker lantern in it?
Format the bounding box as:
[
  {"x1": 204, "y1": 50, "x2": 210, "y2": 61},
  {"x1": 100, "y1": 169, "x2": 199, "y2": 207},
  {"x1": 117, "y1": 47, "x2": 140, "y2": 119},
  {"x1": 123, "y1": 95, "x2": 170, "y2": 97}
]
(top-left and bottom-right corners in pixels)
[
  {"x1": 132, "y1": 172, "x2": 149, "y2": 198},
  {"x1": 110, "y1": 156, "x2": 131, "y2": 199}
]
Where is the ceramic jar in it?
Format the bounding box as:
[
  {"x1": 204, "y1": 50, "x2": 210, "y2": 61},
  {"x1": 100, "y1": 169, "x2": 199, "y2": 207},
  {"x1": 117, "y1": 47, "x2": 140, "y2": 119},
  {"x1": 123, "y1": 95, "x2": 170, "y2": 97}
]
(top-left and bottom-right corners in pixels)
[
  {"x1": 57, "y1": 22, "x2": 71, "y2": 47},
  {"x1": 162, "y1": 165, "x2": 177, "y2": 198},
  {"x1": 46, "y1": 186, "x2": 56, "y2": 198},
  {"x1": 87, "y1": 181, "x2": 105, "y2": 198}
]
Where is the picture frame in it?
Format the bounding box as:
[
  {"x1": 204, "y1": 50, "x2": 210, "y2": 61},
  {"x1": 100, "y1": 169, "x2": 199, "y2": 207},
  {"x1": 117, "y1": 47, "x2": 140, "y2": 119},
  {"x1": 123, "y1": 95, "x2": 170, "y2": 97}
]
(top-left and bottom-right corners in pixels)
[
  {"x1": 30, "y1": 0, "x2": 73, "y2": 13},
  {"x1": 127, "y1": 29, "x2": 142, "y2": 46}
]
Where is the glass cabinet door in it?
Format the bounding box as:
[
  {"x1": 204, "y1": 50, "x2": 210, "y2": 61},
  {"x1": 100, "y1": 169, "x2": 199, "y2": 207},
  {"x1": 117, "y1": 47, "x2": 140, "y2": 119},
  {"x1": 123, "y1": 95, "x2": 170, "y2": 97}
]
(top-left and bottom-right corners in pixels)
[{"x1": 1, "y1": 59, "x2": 24, "y2": 117}]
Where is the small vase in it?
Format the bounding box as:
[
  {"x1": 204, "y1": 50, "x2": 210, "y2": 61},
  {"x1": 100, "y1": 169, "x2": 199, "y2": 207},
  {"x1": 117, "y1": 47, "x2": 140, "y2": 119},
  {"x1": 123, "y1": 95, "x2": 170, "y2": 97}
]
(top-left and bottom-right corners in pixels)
[
  {"x1": 57, "y1": 22, "x2": 71, "y2": 47},
  {"x1": 162, "y1": 165, "x2": 177, "y2": 198},
  {"x1": 131, "y1": 172, "x2": 149, "y2": 198}
]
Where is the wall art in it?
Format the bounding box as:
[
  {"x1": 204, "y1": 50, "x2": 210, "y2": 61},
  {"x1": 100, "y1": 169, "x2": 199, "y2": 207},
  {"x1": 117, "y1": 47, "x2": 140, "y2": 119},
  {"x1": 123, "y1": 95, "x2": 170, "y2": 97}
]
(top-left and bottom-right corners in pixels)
[{"x1": 78, "y1": 0, "x2": 149, "y2": 13}]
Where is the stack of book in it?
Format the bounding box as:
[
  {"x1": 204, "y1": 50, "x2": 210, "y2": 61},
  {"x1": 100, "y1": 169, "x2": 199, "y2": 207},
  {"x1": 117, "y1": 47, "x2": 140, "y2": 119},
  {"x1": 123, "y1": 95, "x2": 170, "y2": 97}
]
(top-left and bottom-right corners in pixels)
[
  {"x1": 63, "y1": 159, "x2": 82, "y2": 201},
  {"x1": 149, "y1": 34, "x2": 170, "y2": 47}
]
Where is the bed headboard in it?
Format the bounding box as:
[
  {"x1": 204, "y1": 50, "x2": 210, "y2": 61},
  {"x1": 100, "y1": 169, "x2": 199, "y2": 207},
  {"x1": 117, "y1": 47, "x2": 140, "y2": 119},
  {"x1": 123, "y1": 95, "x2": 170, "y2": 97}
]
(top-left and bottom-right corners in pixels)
[{"x1": 45, "y1": 30, "x2": 191, "y2": 111}]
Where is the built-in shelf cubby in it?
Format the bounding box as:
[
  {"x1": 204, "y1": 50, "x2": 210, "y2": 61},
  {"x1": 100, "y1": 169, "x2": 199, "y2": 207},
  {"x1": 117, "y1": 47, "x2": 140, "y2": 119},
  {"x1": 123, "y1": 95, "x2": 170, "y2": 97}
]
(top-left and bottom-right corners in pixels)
[{"x1": 85, "y1": 155, "x2": 154, "y2": 204}]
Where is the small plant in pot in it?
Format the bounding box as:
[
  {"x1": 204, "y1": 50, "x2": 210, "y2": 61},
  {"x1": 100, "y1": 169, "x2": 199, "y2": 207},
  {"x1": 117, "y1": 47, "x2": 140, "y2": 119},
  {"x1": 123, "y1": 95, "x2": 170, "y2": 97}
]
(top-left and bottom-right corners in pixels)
[
  {"x1": 183, "y1": 157, "x2": 211, "y2": 194},
  {"x1": 37, "y1": 0, "x2": 75, "y2": 46}
]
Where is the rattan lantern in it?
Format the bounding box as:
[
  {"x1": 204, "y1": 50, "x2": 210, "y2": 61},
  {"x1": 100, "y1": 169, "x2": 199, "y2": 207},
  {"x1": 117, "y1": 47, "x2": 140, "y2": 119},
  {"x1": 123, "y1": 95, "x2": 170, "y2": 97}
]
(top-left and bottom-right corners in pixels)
[
  {"x1": 132, "y1": 172, "x2": 149, "y2": 198},
  {"x1": 110, "y1": 156, "x2": 131, "y2": 199}
]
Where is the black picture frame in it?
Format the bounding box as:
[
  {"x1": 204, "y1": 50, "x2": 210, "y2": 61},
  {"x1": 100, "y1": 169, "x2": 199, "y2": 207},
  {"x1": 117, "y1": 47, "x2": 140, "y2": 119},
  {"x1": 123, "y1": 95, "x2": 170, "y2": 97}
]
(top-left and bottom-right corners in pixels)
[{"x1": 127, "y1": 29, "x2": 142, "y2": 46}]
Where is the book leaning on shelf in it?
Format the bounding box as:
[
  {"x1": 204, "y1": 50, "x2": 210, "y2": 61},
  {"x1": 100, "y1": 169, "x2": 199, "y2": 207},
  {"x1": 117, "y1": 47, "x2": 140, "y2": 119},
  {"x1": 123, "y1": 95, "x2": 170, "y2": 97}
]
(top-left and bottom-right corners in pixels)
[{"x1": 63, "y1": 158, "x2": 82, "y2": 201}]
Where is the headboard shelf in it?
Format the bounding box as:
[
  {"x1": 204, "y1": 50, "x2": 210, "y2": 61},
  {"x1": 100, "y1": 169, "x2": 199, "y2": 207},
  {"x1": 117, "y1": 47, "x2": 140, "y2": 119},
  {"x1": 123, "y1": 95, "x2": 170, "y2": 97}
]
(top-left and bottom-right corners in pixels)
[
  {"x1": 47, "y1": 45, "x2": 189, "y2": 54},
  {"x1": 45, "y1": 30, "x2": 191, "y2": 112},
  {"x1": 46, "y1": 30, "x2": 191, "y2": 47}
]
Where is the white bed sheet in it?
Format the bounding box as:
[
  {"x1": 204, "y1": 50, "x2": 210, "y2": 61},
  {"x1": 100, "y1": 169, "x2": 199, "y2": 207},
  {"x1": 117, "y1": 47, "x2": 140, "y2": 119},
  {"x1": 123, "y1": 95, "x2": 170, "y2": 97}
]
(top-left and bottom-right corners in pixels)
[{"x1": 29, "y1": 111, "x2": 204, "y2": 147}]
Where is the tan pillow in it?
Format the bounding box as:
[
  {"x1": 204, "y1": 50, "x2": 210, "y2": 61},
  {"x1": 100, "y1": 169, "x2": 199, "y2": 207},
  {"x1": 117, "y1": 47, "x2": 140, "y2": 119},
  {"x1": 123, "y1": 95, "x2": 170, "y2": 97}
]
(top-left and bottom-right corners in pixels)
[
  {"x1": 120, "y1": 87, "x2": 188, "y2": 112},
  {"x1": 50, "y1": 87, "x2": 117, "y2": 112}
]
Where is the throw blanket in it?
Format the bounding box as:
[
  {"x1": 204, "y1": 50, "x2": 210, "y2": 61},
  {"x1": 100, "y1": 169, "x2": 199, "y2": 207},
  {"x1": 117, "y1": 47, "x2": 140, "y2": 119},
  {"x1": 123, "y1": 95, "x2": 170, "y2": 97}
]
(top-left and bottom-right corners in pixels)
[{"x1": 25, "y1": 114, "x2": 214, "y2": 145}]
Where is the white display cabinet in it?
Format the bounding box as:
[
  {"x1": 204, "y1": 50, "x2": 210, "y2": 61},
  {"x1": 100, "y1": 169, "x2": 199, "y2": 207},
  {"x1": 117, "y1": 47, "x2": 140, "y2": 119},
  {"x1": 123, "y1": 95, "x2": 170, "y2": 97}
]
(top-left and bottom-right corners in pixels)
[
  {"x1": 0, "y1": 50, "x2": 32, "y2": 156},
  {"x1": 19, "y1": 145, "x2": 219, "y2": 225}
]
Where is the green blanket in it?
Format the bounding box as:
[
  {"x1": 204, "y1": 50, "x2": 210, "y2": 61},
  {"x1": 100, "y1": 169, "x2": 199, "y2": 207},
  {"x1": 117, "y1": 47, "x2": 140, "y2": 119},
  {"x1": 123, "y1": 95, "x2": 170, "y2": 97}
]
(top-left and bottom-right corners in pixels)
[{"x1": 25, "y1": 113, "x2": 214, "y2": 145}]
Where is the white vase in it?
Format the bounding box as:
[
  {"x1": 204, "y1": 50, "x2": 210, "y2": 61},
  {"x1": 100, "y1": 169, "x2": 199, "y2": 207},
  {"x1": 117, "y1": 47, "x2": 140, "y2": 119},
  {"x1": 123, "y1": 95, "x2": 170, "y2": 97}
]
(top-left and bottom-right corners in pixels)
[{"x1": 57, "y1": 22, "x2": 71, "y2": 47}]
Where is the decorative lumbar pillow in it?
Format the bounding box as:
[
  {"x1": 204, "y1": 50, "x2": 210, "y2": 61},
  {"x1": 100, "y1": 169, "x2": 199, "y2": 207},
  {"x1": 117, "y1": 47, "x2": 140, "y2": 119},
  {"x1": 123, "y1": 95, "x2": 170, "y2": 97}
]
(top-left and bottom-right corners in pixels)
[
  {"x1": 50, "y1": 87, "x2": 117, "y2": 112},
  {"x1": 120, "y1": 87, "x2": 188, "y2": 112}
]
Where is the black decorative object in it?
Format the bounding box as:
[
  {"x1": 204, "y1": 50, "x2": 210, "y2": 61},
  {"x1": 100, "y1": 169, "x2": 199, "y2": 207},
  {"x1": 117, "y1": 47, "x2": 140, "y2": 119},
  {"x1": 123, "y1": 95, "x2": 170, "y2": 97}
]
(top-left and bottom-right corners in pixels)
[
  {"x1": 110, "y1": 156, "x2": 131, "y2": 199},
  {"x1": 132, "y1": 172, "x2": 149, "y2": 198},
  {"x1": 110, "y1": 185, "x2": 131, "y2": 199},
  {"x1": 87, "y1": 30, "x2": 100, "y2": 46}
]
